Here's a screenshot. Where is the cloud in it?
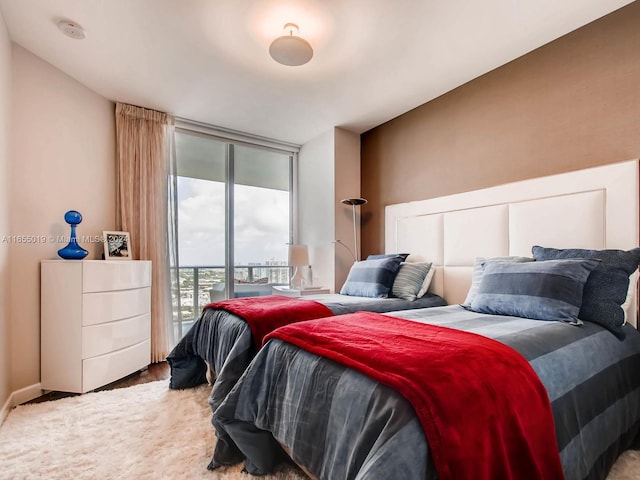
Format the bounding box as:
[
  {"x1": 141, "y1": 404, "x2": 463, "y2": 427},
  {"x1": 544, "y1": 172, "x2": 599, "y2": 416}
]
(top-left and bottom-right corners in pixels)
[{"x1": 177, "y1": 177, "x2": 289, "y2": 266}]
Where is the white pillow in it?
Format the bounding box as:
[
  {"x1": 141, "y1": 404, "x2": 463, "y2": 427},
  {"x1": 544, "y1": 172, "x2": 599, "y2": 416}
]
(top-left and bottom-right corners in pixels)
[
  {"x1": 622, "y1": 269, "x2": 639, "y2": 325},
  {"x1": 463, "y1": 256, "x2": 533, "y2": 306},
  {"x1": 417, "y1": 266, "x2": 435, "y2": 298}
]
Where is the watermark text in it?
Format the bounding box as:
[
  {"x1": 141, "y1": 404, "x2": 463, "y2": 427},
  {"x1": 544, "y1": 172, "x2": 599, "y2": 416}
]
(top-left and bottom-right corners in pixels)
[{"x1": 1, "y1": 234, "x2": 104, "y2": 244}]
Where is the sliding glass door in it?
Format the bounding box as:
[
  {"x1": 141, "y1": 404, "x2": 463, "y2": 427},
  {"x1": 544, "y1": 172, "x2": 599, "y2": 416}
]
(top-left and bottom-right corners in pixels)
[
  {"x1": 233, "y1": 144, "x2": 291, "y2": 298},
  {"x1": 172, "y1": 129, "x2": 293, "y2": 338}
]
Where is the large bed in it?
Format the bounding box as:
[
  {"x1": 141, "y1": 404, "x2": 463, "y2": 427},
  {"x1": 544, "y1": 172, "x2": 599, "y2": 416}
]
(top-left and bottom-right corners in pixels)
[{"x1": 210, "y1": 160, "x2": 640, "y2": 479}]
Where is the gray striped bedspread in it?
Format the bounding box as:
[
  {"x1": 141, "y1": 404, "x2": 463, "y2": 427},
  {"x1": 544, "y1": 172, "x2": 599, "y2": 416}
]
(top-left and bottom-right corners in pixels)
[
  {"x1": 167, "y1": 293, "x2": 446, "y2": 467},
  {"x1": 166, "y1": 293, "x2": 446, "y2": 395},
  {"x1": 213, "y1": 305, "x2": 640, "y2": 480}
]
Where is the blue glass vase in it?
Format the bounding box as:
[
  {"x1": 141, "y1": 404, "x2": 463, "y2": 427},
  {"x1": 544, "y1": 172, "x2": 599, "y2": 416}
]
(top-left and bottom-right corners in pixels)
[{"x1": 57, "y1": 210, "x2": 89, "y2": 260}]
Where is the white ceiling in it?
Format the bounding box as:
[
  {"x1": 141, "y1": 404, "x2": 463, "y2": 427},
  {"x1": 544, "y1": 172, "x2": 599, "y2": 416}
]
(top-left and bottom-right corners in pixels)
[{"x1": 0, "y1": 0, "x2": 634, "y2": 145}]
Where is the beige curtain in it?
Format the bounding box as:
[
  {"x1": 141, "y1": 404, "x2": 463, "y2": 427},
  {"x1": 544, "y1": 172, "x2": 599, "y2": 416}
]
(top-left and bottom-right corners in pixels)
[{"x1": 115, "y1": 103, "x2": 175, "y2": 363}]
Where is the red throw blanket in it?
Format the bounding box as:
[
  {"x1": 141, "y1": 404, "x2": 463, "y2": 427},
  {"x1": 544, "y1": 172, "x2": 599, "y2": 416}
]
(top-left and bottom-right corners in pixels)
[
  {"x1": 204, "y1": 295, "x2": 333, "y2": 350},
  {"x1": 265, "y1": 311, "x2": 565, "y2": 480}
]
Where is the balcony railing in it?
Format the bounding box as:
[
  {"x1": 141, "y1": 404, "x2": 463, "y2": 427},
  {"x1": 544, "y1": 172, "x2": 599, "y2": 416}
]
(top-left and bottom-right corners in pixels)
[{"x1": 173, "y1": 264, "x2": 290, "y2": 339}]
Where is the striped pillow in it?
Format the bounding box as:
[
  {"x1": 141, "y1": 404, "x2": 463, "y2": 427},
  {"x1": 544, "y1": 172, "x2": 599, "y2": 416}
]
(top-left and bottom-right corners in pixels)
[
  {"x1": 340, "y1": 256, "x2": 405, "y2": 298},
  {"x1": 391, "y1": 262, "x2": 432, "y2": 301},
  {"x1": 470, "y1": 258, "x2": 600, "y2": 324},
  {"x1": 463, "y1": 256, "x2": 533, "y2": 306}
]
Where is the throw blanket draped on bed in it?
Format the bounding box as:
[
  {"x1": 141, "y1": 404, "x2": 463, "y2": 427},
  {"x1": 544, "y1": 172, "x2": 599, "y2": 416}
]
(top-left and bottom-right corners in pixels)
[
  {"x1": 205, "y1": 295, "x2": 333, "y2": 350},
  {"x1": 265, "y1": 311, "x2": 565, "y2": 480}
]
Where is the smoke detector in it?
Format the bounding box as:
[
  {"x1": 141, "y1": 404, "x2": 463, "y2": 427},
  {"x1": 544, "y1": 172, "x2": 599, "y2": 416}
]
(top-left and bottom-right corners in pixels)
[{"x1": 57, "y1": 19, "x2": 86, "y2": 40}]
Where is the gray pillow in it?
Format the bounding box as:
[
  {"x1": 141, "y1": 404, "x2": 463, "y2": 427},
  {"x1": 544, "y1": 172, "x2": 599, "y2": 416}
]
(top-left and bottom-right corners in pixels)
[
  {"x1": 367, "y1": 253, "x2": 410, "y2": 261},
  {"x1": 340, "y1": 255, "x2": 405, "y2": 298},
  {"x1": 470, "y1": 258, "x2": 600, "y2": 324},
  {"x1": 532, "y1": 246, "x2": 640, "y2": 337},
  {"x1": 463, "y1": 256, "x2": 533, "y2": 306},
  {"x1": 391, "y1": 262, "x2": 432, "y2": 301}
]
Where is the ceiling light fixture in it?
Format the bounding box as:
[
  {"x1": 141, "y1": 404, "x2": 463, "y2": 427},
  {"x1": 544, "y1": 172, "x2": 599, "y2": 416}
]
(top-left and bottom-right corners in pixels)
[
  {"x1": 269, "y1": 23, "x2": 313, "y2": 67},
  {"x1": 57, "y1": 19, "x2": 87, "y2": 40}
]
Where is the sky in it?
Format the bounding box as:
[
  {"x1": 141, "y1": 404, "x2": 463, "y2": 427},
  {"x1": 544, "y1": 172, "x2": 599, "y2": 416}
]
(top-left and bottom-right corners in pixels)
[{"x1": 177, "y1": 176, "x2": 289, "y2": 266}]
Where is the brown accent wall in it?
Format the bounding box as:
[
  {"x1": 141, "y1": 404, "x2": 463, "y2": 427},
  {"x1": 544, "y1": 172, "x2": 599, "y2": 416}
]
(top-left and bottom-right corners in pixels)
[{"x1": 361, "y1": 1, "x2": 640, "y2": 256}]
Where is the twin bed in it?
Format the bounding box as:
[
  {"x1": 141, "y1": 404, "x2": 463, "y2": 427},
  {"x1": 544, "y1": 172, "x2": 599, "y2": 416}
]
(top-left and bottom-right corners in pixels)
[
  {"x1": 167, "y1": 292, "x2": 445, "y2": 389},
  {"x1": 215, "y1": 305, "x2": 640, "y2": 480},
  {"x1": 169, "y1": 160, "x2": 640, "y2": 480},
  {"x1": 168, "y1": 278, "x2": 446, "y2": 469}
]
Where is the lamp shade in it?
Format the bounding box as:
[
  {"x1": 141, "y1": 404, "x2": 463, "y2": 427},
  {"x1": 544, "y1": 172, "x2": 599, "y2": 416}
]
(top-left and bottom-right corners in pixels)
[
  {"x1": 288, "y1": 244, "x2": 309, "y2": 266},
  {"x1": 341, "y1": 198, "x2": 367, "y2": 206},
  {"x1": 340, "y1": 197, "x2": 367, "y2": 262},
  {"x1": 269, "y1": 23, "x2": 313, "y2": 67}
]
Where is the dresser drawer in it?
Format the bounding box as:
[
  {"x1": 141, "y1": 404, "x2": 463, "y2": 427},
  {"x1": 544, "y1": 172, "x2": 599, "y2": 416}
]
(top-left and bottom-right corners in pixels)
[
  {"x1": 82, "y1": 287, "x2": 151, "y2": 326},
  {"x1": 82, "y1": 313, "x2": 150, "y2": 359},
  {"x1": 41, "y1": 259, "x2": 153, "y2": 393},
  {"x1": 82, "y1": 340, "x2": 150, "y2": 393},
  {"x1": 82, "y1": 261, "x2": 151, "y2": 293}
]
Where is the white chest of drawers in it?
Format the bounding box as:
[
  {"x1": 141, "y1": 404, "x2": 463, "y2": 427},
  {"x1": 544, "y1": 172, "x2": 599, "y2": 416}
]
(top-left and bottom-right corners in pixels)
[{"x1": 40, "y1": 260, "x2": 152, "y2": 393}]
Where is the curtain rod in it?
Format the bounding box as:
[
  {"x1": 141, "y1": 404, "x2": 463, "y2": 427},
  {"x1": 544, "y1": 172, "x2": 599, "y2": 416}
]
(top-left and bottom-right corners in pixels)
[{"x1": 175, "y1": 117, "x2": 301, "y2": 154}]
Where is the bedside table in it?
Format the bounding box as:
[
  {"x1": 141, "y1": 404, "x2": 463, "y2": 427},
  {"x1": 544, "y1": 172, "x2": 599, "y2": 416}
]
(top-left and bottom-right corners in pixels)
[{"x1": 272, "y1": 286, "x2": 331, "y2": 297}]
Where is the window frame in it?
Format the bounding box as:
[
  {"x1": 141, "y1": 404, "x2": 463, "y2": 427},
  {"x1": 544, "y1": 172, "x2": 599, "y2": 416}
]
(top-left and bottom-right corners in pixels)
[{"x1": 172, "y1": 119, "x2": 299, "y2": 310}]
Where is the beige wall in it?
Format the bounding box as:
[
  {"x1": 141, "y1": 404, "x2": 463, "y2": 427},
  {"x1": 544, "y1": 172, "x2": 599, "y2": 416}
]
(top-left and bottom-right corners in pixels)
[
  {"x1": 10, "y1": 45, "x2": 116, "y2": 393},
  {"x1": 299, "y1": 129, "x2": 335, "y2": 290},
  {"x1": 333, "y1": 127, "x2": 361, "y2": 289},
  {"x1": 298, "y1": 127, "x2": 360, "y2": 292},
  {"x1": 361, "y1": 1, "x2": 640, "y2": 255},
  {"x1": 0, "y1": 11, "x2": 11, "y2": 411}
]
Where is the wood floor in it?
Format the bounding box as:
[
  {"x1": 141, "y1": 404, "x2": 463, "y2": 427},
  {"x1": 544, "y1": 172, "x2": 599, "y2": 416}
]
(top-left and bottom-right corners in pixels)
[{"x1": 26, "y1": 361, "x2": 171, "y2": 404}]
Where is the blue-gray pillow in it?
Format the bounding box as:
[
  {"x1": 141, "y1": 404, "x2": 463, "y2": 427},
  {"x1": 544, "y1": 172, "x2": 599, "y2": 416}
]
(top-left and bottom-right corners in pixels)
[
  {"x1": 340, "y1": 256, "x2": 405, "y2": 298},
  {"x1": 470, "y1": 258, "x2": 600, "y2": 324},
  {"x1": 532, "y1": 245, "x2": 640, "y2": 336},
  {"x1": 367, "y1": 253, "x2": 410, "y2": 261},
  {"x1": 463, "y1": 256, "x2": 534, "y2": 306}
]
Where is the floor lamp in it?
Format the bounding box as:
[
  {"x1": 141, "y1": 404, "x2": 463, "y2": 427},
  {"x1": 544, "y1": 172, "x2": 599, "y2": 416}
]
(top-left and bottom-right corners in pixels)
[{"x1": 341, "y1": 198, "x2": 367, "y2": 262}]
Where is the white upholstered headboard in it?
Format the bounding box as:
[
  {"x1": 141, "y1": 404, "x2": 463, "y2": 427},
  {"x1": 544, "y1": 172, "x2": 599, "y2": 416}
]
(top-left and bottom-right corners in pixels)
[{"x1": 385, "y1": 160, "x2": 639, "y2": 314}]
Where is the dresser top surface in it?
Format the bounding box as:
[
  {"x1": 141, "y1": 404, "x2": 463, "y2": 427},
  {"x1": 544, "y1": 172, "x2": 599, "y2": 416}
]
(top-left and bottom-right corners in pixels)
[{"x1": 41, "y1": 259, "x2": 151, "y2": 263}]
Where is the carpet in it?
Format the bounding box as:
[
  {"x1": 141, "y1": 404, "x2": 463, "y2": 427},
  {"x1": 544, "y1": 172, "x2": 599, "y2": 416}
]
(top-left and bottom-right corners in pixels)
[{"x1": 0, "y1": 380, "x2": 637, "y2": 480}]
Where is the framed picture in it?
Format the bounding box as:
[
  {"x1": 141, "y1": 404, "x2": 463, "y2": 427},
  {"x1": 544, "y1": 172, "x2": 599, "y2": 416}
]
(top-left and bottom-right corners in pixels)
[{"x1": 103, "y1": 231, "x2": 132, "y2": 260}]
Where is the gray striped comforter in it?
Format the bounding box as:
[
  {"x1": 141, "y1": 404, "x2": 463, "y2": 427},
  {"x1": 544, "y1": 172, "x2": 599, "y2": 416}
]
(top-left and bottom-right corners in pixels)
[
  {"x1": 167, "y1": 293, "x2": 445, "y2": 467},
  {"x1": 213, "y1": 305, "x2": 640, "y2": 480},
  {"x1": 166, "y1": 293, "x2": 446, "y2": 397}
]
